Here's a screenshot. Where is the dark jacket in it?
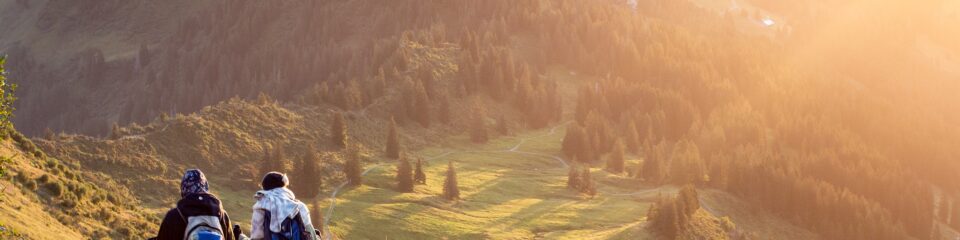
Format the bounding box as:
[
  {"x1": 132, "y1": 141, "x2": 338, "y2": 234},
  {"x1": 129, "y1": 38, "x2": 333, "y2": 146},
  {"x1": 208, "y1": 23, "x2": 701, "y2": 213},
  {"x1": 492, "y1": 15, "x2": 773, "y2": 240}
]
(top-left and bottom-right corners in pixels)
[{"x1": 156, "y1": 193, "x2": 236, "y2": 240}]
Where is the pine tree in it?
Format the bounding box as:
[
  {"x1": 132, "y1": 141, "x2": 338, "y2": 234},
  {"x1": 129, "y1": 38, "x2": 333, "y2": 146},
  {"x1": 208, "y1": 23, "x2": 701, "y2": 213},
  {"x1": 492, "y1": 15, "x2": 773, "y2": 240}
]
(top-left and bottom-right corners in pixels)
[
  {"x1": 567, "y1": 166, "x2": 581, "y2": 190},
  {"x1": 344, "y1": 145, "x2": 363, "y2": 187},
  {"x1": 331, "y1": 111, "x2": 348, "y2": 149},
  {"x1": 443, "y1": 161, "x2": 460, "y2": 200},
  {"x1": 562, "y1": 125, "x2": 584, "y2": 158},
  {"x1": 414, "y1": 158, "x2": 426, "y2": 185},
  {"x1": 678, "y1": 185, "x2": 700, "y2": 217},
  {"x1": 385, "y1": 117, "x2": 401, "y2": 159},
  {"x1": 295, "y1": 146, "x2": 322, "y2": 198},
  {"x1": 580, "y1": 168, "x2": 596, "y2": 197},
  {"x1": 670, "y1": 140, "x2": 705, "y2": 185},
  {"x1": 607, "y1": 138, "x2": 625, "y2": 174},
  {"x1": 648, "y1": 192, "x2": 695, "y2": 240},
  {"x1": 470, "y1": 101, "x2": 488, "y2": 143},
  {"x1": 396, "y1": 156, "x2": 414, "y2": 192},
  {"x1": 642, "y1": 154, "x2": 662, "y2": 183},
  {"x1": 414, "y1": 80, "x2": 431, "y2": 127}
]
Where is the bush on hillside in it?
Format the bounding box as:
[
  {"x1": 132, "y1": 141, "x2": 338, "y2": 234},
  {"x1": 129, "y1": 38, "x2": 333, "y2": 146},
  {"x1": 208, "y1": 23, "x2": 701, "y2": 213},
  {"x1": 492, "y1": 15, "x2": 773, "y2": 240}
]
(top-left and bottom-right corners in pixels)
[
  {"x1": 10, "y1": 131, "x2": 43, "y2": 159},
  {"x1": 0, "y1": 155, "x2": 10, "y2": 179},
  {"x1": 22, "y1": 178, "x2": 37, "y2": 191},
  {"x1": 45, "y1": 180, "x2": 64, "y2": 197},
  {"x1": 61, "y1": 194, "x2": 78, "y2": 208},
  {"x1": 36, "y1": 174, "x2": 50, "y2": 184}
]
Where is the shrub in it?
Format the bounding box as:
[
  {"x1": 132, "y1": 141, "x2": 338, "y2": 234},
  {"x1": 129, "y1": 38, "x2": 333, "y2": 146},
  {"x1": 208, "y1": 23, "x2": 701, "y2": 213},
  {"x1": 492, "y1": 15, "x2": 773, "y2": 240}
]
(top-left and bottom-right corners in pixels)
[
  {"x1": 63, "y1": 170, "x2": 76, "y2": 180},
  {"x1": 44, "y1": 181, "x2": 64, "y2": 197},
  {"x1": 106, "y1": 193, "x2": 119, "y2": 204},
  {"x1": 91, "y1": 193, "x2": 104, "y2": 204},
  {"x1": 23, "y1": 179, "x2": 37, "y2": 191},
  {"x1": 96, "y1": 207, "x2": 114, "y2": 221},
  {"x1": 13, "y1": 172, "x2": 28, "y2": 183},
  {"x1": 36, "y1": 174, "x2": 50, "y2": 184},
  {"x1": 73, "y1": 184, "x2": 89, "y2": 199},
  {"x1": 10, "y1": 132, "x2": 39, "y2": 157},
  {"x1": 61, "y1": 197, "x2": 77, "y2": 208}
]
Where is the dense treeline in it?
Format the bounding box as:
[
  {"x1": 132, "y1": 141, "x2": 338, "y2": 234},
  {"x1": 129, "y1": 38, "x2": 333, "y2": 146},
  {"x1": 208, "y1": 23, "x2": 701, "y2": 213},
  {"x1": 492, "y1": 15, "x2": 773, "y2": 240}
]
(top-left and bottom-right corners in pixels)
[{"x1": 533, "y1": 1, "x2": 948, "y2": 239}]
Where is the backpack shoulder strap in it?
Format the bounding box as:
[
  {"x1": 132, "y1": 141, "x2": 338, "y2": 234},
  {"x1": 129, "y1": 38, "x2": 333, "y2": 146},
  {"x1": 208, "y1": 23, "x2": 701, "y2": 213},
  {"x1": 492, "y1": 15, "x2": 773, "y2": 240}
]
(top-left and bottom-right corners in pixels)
[{"x1": 175, "y1": 207, "x2": 187, "y2": 223}]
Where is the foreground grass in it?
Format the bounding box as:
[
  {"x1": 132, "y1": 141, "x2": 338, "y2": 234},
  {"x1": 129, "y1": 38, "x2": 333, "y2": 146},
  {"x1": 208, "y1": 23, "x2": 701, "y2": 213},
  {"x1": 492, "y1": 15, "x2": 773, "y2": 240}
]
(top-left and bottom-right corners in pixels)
[{"x1": 318, "y1": 127, "x2": 660, "y2": 239}]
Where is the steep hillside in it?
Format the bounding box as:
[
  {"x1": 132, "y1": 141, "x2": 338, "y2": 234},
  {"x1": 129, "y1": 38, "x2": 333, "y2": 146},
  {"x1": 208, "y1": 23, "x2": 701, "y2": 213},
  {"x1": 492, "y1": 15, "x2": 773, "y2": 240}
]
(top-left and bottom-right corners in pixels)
[{"x1": 0, "y1": 130, "x2": 157, "y2": 239}]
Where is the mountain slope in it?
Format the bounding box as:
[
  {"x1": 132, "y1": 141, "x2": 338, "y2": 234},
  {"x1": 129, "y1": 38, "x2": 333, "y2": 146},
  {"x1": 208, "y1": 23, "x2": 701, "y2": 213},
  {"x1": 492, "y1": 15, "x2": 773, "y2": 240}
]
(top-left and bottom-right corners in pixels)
[
  {"x1": 0, "y1": 131, "x2": 157, "y2": 239},
  {"x1": 3, "y1": 0, "x2": 959, "y2": 239}
]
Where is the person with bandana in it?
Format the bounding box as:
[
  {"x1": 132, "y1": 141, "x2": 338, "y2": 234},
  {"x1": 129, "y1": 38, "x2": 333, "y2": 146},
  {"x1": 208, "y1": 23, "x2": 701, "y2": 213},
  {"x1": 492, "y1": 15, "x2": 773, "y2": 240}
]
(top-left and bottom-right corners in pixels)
[{"x1": 153, "y1": 169, "x2": 239, "y2": 240}]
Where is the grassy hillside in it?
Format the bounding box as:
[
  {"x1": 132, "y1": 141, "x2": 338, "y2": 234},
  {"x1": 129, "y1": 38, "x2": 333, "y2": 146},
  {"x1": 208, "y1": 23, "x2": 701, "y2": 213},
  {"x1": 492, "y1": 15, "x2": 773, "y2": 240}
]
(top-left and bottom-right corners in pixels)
[
  {"x1": 0, "y1": 131, "x2": 157, "y2": 239},
  {"x1": 318, "y1": 124, "x2": 805, "y2": 239}
]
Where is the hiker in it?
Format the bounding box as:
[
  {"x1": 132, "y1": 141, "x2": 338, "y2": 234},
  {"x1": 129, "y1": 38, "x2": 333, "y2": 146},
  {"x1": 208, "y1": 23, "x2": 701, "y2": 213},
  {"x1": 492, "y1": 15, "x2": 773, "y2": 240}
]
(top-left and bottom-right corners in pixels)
[
  {"x1": 249, "y1": 172, "x2": 321, "y2": 240},
  {"x1": 154, "y1": 169, "x2": 240, "y2": 240}
]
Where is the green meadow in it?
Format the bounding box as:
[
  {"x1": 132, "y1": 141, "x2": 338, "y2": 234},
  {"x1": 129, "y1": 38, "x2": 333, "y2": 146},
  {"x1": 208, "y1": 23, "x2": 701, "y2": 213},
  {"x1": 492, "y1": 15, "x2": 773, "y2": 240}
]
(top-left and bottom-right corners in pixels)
[{"x1": 318, "y1": 126, "x2": 663, "y2": 240}]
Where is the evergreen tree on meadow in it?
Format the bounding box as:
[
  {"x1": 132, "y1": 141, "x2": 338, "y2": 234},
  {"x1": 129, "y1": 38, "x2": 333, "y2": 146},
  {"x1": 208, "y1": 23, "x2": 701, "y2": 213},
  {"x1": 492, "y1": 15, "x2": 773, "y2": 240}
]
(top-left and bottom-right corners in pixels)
[
  {"x1": 607, "y1": 138, "x2": 625, "y2": 174},
  {"x1": 580, "y1": 168, "x2": 596, "y2": 197},
  {"x1": 567, "y1": 166, "x2": 581, "y2": 190},
  {"x1": 385, "y1": 117, "x2": 401, "y2": 159},
  {"x1": 443, "y1": 161, "x2": 460, "y2": 200},
  {"x1": 294, "y1": 145, "x2": 322, "y2": 198},
  {"x1": 678, "y1": 185, "x2": 700, "y2": 217},
  {"x1": 344, "y1": 144, "x2": 363, "y2": 187},
  {"x1": 648, "y1": 196, "x2": 683, "y2": 239},
  {"x1": 414, "y1": 158, "x2": 426, "y2": 185},
  {"x1": 396, "y1": 156, "x2": 414, "y2": 192},
  {"x1": 331, "y1": 111, "x2": 348, "y2": 149}
]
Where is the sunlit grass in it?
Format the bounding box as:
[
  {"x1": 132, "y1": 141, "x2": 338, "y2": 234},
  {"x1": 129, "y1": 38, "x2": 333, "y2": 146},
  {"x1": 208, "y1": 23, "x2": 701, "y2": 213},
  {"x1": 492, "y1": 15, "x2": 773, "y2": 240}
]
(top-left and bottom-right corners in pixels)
[{"x1": 317, "y1": 128, "x2": 658, "y2": 239}]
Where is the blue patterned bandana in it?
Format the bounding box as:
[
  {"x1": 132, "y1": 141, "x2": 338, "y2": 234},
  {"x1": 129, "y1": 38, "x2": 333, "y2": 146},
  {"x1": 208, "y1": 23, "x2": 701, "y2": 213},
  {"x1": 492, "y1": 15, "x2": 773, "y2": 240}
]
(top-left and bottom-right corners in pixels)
[{"x1": 180, "y1": 169, "x2": 209, "y2": 197}]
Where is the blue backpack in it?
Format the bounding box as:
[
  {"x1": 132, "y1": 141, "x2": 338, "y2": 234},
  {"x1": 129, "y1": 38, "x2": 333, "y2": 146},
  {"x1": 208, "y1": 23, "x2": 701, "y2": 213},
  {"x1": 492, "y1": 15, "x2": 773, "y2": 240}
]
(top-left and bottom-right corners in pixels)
[{"x1": 262, "y1": 210, "x2": 310, "y2": 240}]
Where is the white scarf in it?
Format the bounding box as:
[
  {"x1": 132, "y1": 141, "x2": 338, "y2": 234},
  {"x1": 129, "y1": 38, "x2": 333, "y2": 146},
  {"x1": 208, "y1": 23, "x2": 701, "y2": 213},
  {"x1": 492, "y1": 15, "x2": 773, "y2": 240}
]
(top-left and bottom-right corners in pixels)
[{"x1": 253, "y1": 187, "x2": 310, "y2": 233}]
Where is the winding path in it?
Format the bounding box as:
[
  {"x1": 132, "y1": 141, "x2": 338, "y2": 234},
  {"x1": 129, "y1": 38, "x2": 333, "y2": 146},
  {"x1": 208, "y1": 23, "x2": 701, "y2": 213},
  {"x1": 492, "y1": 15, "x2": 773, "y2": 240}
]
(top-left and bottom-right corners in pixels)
[{"x1": 321, "y1": 121, "x2": 652, "y2": 239}]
